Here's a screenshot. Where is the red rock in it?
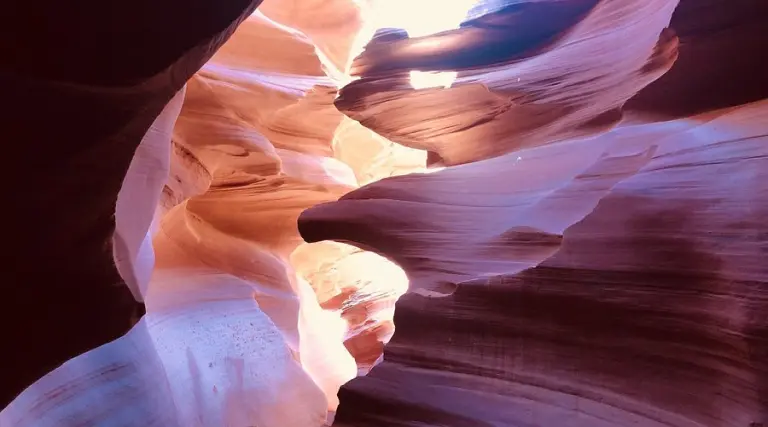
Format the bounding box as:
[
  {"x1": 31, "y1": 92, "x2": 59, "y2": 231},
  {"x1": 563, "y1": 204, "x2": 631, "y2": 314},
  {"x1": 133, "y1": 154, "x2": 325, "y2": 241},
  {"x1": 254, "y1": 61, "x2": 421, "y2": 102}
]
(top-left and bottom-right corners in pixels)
[{"x1": 2, "y1": 0, "x2": 767, "y2": 426}]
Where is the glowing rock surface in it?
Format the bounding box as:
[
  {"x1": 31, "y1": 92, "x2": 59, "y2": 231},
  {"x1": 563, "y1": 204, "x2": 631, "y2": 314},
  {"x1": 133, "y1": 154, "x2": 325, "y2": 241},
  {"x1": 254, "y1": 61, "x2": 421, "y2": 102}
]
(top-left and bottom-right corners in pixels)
[{"x1": 2, "y1": 0, "x2": 768, "y2": 426}]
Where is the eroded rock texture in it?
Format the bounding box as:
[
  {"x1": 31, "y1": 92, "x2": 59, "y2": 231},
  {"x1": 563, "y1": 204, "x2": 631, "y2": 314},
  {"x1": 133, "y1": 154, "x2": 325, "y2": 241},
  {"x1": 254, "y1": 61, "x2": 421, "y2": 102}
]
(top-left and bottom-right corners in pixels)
[
  {"x1": 307, "y1": 101, "x2": 768, "y2": 427},
  {"x1": 2, "y1": 0, "x2": 266, "y2": 409},
  {"x1": 303, "y1": 1, "x2": 768, "y2": 425},
  {"x1": 4, "y1": 1, "x2": 413, "y2": 425},
  {"x1": 3, "y1": 0, "x2": 768, "y2": 426}
]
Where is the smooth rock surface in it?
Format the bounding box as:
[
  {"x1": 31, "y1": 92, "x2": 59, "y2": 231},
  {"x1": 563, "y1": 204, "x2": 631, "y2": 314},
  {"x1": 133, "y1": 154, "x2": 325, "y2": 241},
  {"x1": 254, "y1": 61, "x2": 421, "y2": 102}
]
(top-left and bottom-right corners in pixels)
[
  {"x1": 3, "y1": 0, "x2": 768, "y2": 426},
  {"x1": 305, "y1": 100, "x2": 768, "y2": 427},
  {"x1": 2, "y1": 0, "x2": 265, "y2": 408}
]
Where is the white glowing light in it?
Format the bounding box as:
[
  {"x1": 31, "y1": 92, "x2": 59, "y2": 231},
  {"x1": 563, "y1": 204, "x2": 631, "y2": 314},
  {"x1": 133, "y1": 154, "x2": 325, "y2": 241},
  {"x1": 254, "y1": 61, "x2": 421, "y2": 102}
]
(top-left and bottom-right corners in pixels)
[
  {"x1": 371, "y1": 0, "x2": 478, "y2": 38},
  {"x1": 363, "y1": 0, "x2": 478, "y2": 89},
  {"x1": 409, "y1": 70, "x2": 458, "y2": 89}
]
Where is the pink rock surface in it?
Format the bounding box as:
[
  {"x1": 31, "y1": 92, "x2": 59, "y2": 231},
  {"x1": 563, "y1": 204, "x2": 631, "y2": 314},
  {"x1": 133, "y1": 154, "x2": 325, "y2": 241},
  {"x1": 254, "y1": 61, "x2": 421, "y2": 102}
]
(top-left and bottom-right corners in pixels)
[
  {"x1": 336, "y1": 0, "x2": 680, "y2": 164},
  {"x1": 305, "y1": 100, "x2": 768, "y2": 426},
  {"x1": 2, "y1": 0, "x2": 265, "y2": 408},
  {"x1": 4, "y1": 3, "x2": 407, "y2": 424},
  {"x1": 3, "y1": 0, "x2": 768, "y2": 426}
]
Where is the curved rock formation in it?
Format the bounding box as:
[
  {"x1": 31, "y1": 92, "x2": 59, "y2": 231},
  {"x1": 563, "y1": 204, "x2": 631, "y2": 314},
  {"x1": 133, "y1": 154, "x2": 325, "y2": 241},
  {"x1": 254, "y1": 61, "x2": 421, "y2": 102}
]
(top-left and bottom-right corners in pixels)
[
  {"x1": 336, "y1": 0, "x2": 681, "y2": 164},
  {"x1": 4, "y1": 2, "x2": 411, "y2": 424},
  {"x1": 302, "y1": 1, "x2": 768, "y2": 425},
  {"x1": 3, "y1": 0, "x2": 768, "y2": 426},
  {"x1": 304, "y1": 100, "x2": 768, "y2": 426},
  {"x1": 2, "y1": 0, "x2": 265, "y2": 408}
]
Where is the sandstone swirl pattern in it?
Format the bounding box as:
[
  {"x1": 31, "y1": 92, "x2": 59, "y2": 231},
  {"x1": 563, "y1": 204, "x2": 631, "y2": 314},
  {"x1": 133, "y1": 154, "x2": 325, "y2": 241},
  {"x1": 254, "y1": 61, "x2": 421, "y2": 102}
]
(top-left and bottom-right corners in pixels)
[{"x1": 2, "y1": 0, "x2": 768, "y2": 427}]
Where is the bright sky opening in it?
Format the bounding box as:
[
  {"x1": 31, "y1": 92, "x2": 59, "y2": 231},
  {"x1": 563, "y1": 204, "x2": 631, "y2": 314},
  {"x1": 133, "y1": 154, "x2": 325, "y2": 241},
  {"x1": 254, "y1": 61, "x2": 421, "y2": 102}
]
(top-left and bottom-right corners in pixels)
[{"x1": 362, "y1": 0, "x2": 478, "y2": 88}]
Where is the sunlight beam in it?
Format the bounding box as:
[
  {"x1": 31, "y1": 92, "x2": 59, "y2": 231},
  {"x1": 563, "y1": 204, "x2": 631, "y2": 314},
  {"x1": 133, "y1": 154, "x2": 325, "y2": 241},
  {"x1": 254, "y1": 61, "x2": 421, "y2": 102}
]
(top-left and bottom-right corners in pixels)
[{"x1": 353, "y1": 0, "x2": 479, "y2": 89}]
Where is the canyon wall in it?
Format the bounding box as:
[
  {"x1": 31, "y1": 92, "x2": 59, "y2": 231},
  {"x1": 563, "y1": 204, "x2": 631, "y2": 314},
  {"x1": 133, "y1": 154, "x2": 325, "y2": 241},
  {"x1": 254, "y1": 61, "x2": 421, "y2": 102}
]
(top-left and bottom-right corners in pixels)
[{"x1": 2, "y1": 0, "x2": 767, "y2": 426}]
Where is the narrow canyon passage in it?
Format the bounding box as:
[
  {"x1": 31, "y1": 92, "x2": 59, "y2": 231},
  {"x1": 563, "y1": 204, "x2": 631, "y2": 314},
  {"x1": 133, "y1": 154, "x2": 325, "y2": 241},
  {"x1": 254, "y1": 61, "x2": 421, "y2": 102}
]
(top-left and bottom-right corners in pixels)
[{"x1": 2, "y1": 0, "x2": 768, "y2": 426}]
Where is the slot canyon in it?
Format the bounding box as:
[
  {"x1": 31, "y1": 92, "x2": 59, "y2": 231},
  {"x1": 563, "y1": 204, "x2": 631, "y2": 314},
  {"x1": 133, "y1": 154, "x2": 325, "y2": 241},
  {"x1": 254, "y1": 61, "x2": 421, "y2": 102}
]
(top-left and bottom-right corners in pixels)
[{"x1": 2, "y1": 0, "x2": 768, "y2": 425}]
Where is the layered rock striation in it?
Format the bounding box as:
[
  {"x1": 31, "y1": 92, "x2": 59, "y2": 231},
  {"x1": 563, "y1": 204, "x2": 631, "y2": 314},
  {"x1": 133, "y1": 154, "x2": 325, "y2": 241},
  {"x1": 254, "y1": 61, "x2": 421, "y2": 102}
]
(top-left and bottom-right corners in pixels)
[{"x1": 3, "y1": 0, "x2": 768, "y2": 426}]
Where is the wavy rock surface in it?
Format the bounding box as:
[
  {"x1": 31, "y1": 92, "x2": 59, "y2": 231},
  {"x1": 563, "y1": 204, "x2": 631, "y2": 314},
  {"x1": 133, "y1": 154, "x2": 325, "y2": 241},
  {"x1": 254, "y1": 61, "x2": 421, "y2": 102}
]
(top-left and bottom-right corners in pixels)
[
  {"x1": 3, "y1": 0, "x2": 768, "y2": 426},
  {"x1": 2, "y1": 0, "x2": 265, "y2": 409},
  {"x1": 336, "y1": 0, "x2": 681, "y2": 165},
  {"x1": 304, "y1": 100, "x2": 768, "y2": 426},
  {"x1": 300, "y1": 1, "x2": 768, "y2": 425},
  {"x1": 3, "y1": 1, "x2": 410, "y2": 424}
]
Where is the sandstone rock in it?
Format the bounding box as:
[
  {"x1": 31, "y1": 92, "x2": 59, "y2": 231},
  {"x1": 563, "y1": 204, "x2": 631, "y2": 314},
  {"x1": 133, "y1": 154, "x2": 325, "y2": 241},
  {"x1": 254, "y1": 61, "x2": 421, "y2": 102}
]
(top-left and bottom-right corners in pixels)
[{"x1": 3, "y1": 0, "x2": 767, "y2": 426}]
